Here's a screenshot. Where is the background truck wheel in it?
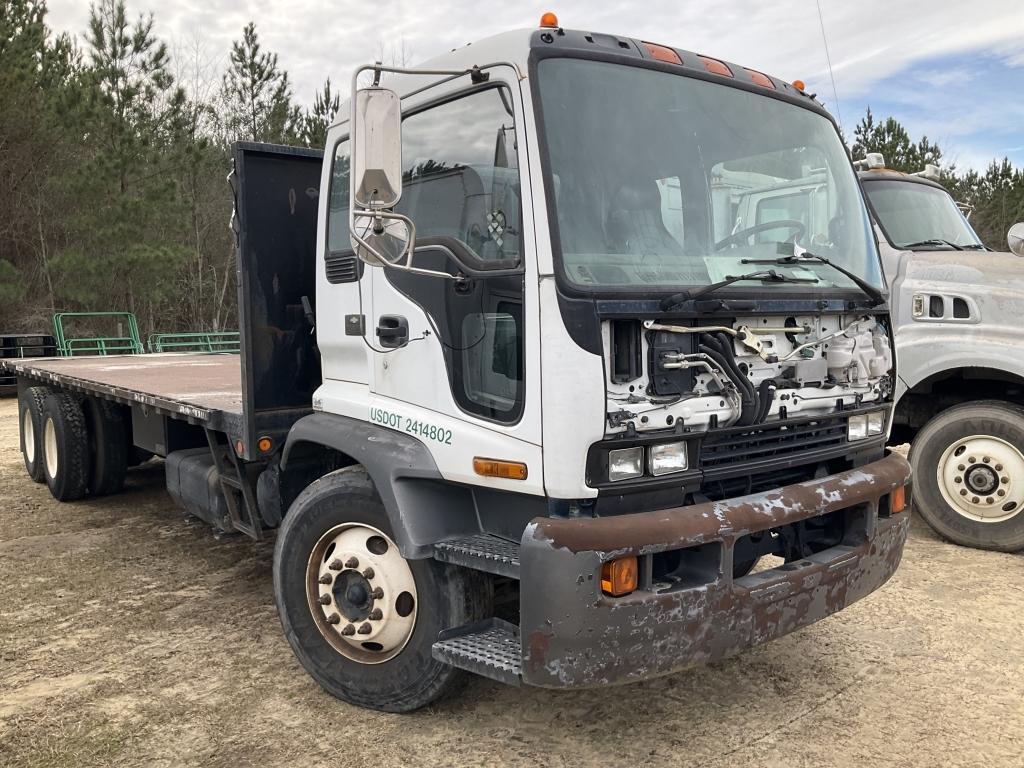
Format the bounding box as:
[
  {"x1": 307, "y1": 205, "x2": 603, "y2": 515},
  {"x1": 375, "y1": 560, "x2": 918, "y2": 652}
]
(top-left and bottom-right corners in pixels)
[
  {"x1": 19, "y1": 386, "x2": 50, "y2": 483},
  {"x1": 273, "y1": 466, "x2": 491, "y2": 712},
  {"x1": 910, "y1": 400, "x2": 1024, "y2": 552},
  {"x1": 41, "y1": 391, "x2": 90, "y2": 502},
  {"x1": 84, "y1": 398, "x2": 128, "y2": 496}
]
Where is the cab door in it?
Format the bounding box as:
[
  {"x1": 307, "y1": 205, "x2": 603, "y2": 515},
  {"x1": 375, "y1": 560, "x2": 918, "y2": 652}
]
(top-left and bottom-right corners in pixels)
[{"x1": 364, "y1": 68, "x2": 542, "y2": 488}]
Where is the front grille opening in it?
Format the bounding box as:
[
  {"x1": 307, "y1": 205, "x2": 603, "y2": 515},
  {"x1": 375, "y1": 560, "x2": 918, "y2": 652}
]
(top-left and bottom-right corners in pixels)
[
  {"x1": 651, "y1": 542, "x2": 721, "y2": 592},
  {"x1": 701, "y1": 416, "x2": 848, "y2": 469}
]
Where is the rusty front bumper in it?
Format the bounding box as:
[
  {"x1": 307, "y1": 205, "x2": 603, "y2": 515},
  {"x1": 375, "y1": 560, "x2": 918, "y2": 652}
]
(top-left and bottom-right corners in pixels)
[{"x1": 518, "y1": 451, "x2": 911, "y2": 688}]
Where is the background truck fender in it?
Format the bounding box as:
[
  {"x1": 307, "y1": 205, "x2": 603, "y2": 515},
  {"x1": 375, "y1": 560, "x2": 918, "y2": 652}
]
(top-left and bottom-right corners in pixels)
[{"x1": 280, "y1": 412, "x2": 478, "y2": 558}]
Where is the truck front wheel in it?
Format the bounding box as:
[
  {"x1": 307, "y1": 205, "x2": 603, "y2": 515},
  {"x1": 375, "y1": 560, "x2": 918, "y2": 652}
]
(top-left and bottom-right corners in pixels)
[
  {"x1": 273, "y1": 466, "x2": 491, "y2": 712},
  {"x1": 911, "y1": 400, "x2": 1024, "y2": 552}
]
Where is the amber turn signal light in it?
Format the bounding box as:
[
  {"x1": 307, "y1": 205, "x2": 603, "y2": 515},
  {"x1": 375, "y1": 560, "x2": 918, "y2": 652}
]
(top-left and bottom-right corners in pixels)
[
  {"x1": 891, "y1": 485, "x2": 908, "y2": 514},
  {"x1": 473, "y1": 457, "x2": 528, "y2": 481},
  {"x1": 601, "y1": 556, "x2": 638, "y2": 597}
]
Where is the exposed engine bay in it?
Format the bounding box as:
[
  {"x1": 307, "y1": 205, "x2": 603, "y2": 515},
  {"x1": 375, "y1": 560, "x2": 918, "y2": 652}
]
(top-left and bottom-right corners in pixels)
[{"x1": 603, "y1": 314, "x2": 893, "y2": 435}]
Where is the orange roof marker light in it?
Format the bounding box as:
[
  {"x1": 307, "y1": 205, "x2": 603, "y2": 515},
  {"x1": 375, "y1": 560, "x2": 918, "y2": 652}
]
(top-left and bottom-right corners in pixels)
[
  {"x1": 643, "y1": 41, "x2": 682, "y2": 65},
  {"x1": 745, "y1": 68, "x2": 775, "y2": 89},
  {"x1": 792, "y1": 79, "x2": 806, "y2": 92},
  {"x1": 540, "y1": 12, "x2": 559, "y2": 28},
  {"x1": 698, "y1": 55, "x2": 733, "y2": 77}
]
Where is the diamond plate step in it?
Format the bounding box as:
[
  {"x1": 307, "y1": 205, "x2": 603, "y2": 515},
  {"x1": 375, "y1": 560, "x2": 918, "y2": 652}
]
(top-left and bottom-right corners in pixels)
[
  {"x1": 433, "y1": 534, "x2": 520, "y2": 579},
  {"x1": 432, "y1": 618, "x2": 521, "y2": 686}
]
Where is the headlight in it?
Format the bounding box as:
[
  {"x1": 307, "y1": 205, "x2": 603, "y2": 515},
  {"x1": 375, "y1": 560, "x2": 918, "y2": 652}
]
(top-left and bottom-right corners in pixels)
[
  {"x1": 649, "y1": 441, "x2": 688, "y2": 476},
  {"x1": 847, "y1": 414, "x2": 868, "y2": 441},
  {"x1": 608, "y1": 447, "x2": 644, "y2": 482},
  {"x1": 867, "y1": 410, "x2": 886, "y2": 435}
]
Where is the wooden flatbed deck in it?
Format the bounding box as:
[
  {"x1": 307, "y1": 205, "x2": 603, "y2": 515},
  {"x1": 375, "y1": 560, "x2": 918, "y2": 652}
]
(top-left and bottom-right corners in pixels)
[{"x1": 0, "y1": 353, "x2": 243, "y2": 429}]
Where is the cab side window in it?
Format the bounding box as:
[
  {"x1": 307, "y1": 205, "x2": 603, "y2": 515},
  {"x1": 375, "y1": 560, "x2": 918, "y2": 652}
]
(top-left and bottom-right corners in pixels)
[{"x1": 398, "y1": 87, "x2": 521, "y2": 267}]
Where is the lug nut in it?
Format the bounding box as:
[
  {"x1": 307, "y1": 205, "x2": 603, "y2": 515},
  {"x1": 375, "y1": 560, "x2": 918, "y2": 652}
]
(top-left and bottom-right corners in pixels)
[
  {"x1": 357, "y1": 622, "x2": 372, "y2": 635},
  {"x1": 983, "y1": 456, "x2": 991, "y2": 464},
  {"x1": 998, "y1": 489, "x2": 1006, "y2": 497},
  {"x1": 968, "y1": 456, "x2": 976, "y2": 463},
  {"x1": 345, "y1": 557, "x2": 359, "y2": 569},
  {"x1": 368, "y1": 608, "x2": 383, "y2": 620},
  {"x1": 318, "y1": 594, "x2": 332, "y2": 605},
  {"x1": 328, "y1": 559, "x2": 344, "y2": 571},
  {"x1": 318, "y1": 574, "x2": 332, "y2": 585},
  {"x1": 371, "y1": 587, "x2": 384, "y2": 600},
  {"x1": 972, "y1": 496, "x2": 980, "y2": 503},
  {"x1": 341, "y1": 624, "x2": 356, "y2": 636},
  {"x1": 362, "y1": 568, "x2": 375, "y2": 579},
  {"x1": 960, "y1": 489, "x2": 968, "y2": 496},
  {"x1": 954, "y1": 477, "x2": 962, "y2": 484},
  {"x1": 957, "y1": 464, "x2": 966, "y2": 471},
  {"x1": 326, "y1": 613, "x2": 341, "y2": 625},
  {"x1": 986, "y1": 497, "x2": 994, "y2": 504},
  {"x1": 995, "y1": 464, "x2": 1003, "y2": 471},
  {"x1": 1002, "y1": 476, "x2": 1010, "y2": 484}
]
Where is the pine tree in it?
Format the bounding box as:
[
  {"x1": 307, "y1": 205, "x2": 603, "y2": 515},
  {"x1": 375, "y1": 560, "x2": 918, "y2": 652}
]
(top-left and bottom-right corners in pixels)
[
  {"x1": 851, "y1": 107, "x2": 943, "y2": 173},
  {"x1": 222, "y1": 22, "x2": 299, "y2": 143},
  {"x1": 302, "y1": 77, "x2": 339, "y2": 148}
]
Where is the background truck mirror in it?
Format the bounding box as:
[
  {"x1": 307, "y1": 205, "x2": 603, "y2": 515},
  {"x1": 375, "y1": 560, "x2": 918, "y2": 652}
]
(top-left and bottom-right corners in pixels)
[{"x1": 1008, "y1": 222, "x2": 1024, "y2": 257}]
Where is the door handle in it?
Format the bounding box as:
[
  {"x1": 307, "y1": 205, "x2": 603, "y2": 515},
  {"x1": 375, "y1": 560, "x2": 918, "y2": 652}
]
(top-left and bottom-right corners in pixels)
[{"x1": 376, "y1": 315, "x2": 409, "y2": 348}]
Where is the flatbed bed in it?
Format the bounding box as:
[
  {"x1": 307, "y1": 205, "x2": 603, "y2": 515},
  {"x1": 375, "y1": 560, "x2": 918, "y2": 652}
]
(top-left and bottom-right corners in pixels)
[{"x1": 0, "y1": 353, "x2": 243, "y2": 432}]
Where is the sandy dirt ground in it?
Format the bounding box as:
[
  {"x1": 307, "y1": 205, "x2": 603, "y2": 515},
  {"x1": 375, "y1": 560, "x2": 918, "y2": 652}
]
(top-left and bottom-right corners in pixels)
[{"x1": 0, "y1": 397, "x2": 1022, "y2": 768}]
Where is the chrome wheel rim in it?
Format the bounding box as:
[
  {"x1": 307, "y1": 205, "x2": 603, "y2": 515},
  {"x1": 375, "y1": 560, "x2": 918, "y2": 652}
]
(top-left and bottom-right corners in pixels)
[
  {"x1": 43, "y1": 418, "x2": 58, "y2": 479},
  {"x1": 937, "y1": 434, "x2": 1024, "y2": 523},
  {"x1": 23, "y1": 408, "x2": 35, "y2": 465},
  {"x1": 306, "y1": 523, "x2": 417, "y2": 664}
]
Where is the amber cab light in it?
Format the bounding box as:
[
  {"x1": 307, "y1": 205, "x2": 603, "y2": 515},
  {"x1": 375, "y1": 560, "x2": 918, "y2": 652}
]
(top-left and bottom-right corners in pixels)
[
  {"x1": 891, "y1": 485, "x2": 908, "y2": 514},
  {"x1": 792, "y1": 79, "x2": 806, "y2": 91},
  {"x1": 698, "y1": 56, "x2": 733, "y2": 77},
  {"x1": 539, "y1": 11, "x2": 559, "y2": 28},
  {"x1": 643, "y1": 42, "x2": 683, "y2": 65},
  {"x1": 474, "y1": 457, "x2": 528, "y2": 481},
  {"x1": 601, "y1": 556, "x2": 639, "y2": 597},
  {"x1": 745, "y1": 68, "x2": 775, "y2": 89}
]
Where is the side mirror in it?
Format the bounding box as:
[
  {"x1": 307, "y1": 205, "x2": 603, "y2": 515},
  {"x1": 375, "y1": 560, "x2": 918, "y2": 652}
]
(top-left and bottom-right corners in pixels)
[
  {"x1": 1009, "y1": 222, "x2": 1024, "y2": 257},
  {"x1": 349, "y1": 86, "x2": 417, "y2": 268},
  {"x1": 352, "y1": 88, "x2": 402, "y2": 208}
]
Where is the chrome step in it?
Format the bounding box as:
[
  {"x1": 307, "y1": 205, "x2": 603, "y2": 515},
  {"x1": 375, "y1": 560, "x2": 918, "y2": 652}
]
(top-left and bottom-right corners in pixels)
[
  {"x1": 432, "y1": 619, "x2": 521, "y2": 686},
  {"x1": 433, "y1": 534, "x2": 520, "y2": 579}
]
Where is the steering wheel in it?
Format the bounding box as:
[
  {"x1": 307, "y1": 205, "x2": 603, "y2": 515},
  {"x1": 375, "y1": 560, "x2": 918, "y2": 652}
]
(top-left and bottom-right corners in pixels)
[{"x1": 715, "y1": 220, "x2": 806, "y2": 249}]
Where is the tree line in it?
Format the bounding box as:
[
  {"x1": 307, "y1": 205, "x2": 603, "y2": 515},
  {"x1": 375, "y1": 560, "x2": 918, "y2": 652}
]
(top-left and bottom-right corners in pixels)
[
  {"x1": 0, "y1": 0, "x2": 339, "y2": 335},
  {"x1": 2, "y1": 0, "x2": 1022, "y2": 336}
]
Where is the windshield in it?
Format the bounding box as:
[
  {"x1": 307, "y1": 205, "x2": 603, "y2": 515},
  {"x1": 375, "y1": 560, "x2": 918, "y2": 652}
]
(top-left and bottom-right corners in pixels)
[
  {"x1": 536, "y1": 58, "x2": 881, "y2": 292},
  {"x1": 862, "y1": 179, "x2": 984, "y2": 250}
]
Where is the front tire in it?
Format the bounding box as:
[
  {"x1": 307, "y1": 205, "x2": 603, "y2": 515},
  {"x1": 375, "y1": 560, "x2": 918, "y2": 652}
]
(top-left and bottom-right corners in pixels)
[
  {"x1": 273, "y1": 466, "x2": 491, "y2": 712},
  {"x1": 910, "y1": 400, "x2": 1024, "y2": 552}
]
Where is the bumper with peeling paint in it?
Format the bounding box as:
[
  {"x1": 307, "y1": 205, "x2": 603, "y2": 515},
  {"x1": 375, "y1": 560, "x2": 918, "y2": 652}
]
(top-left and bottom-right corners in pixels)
[{"x1": 517, "y1": 451, "x2": 911, "y2": 688}]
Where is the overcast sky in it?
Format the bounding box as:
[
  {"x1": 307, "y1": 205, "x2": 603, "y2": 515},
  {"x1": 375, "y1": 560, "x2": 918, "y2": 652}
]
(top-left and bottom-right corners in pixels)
[{"x1": 45, "y1": 1, "x2": 1024, "y2": 170}]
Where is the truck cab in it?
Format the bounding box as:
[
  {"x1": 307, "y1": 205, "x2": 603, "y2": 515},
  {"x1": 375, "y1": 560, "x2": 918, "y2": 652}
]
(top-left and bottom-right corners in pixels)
[{"x1": 857, "y1": 160, "x2": 1024, "y2": 552}]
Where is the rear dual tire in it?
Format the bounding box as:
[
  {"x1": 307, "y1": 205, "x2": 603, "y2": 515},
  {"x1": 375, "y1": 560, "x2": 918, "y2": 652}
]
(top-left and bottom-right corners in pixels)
[
  {"x1": 19, "y1": 386, "x2": 50, "y2": 483},
  {"x1": 40, "y1": 391, "x2": 90, "y2": 502}
]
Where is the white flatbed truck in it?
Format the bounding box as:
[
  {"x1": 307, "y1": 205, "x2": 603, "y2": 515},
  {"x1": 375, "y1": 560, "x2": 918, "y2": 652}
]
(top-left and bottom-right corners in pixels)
[{"x1": 4, "y1": 18, "x2": 911, "y2": 711}]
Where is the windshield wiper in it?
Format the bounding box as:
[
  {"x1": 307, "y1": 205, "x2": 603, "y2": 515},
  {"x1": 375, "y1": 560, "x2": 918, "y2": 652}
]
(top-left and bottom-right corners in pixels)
[
  {"x1": 741, "y1": 251, "x2": 885, "y2": 306},
  {"x1": 901, "y1": 238, "x2": 964, "y2": 250},
  {"x1": 660, "y1": 269, "x2": 818, "y2": 311}
]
